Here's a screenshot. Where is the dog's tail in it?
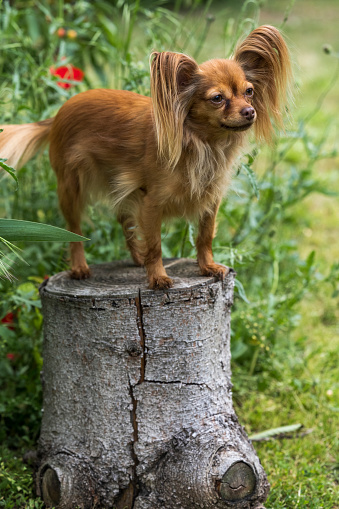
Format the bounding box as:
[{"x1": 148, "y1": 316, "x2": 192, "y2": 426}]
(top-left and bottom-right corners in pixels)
[{"x1": 0, "y1": 118, "x2": 54, "y2": 169}]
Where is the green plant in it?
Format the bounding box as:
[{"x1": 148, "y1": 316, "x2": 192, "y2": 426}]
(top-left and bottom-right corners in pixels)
[
  {"x1": 0, "y1": 446, "x2": 44, "y2": 508},
  {"x1": 0, "y1": 153, "x2": 87, "y2": 279},
  {"x1": 0, "y1": 280, "x2": 44, "y2": 449}
]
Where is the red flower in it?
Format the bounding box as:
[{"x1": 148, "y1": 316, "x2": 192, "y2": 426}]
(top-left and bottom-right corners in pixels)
[
  {"x1": 50, "y1": 64, "x2": 84, "y2": 89},
  {"x1": 1, "y1": 312, "x2": 15, "y2": 330},
  {"x1": 6, "y1": 353, "x2": 16, "y2": 361}
]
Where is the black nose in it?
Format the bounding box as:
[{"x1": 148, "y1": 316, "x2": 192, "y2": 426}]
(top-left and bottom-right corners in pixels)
[{"x1": 241, "y1": 107, "x2": 255, "y2": 121}]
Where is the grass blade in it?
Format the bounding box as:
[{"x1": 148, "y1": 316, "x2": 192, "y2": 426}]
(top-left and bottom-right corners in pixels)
[
  {"x1": 0, "y1": 219, "x2": 88, "y2": 242},
  {"x1": 249, "y1": 423, "x2": 304, "y2": 441}
]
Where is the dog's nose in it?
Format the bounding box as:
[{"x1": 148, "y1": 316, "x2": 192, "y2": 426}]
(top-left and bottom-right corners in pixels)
[{"x1": 241, "y1": 107, "x2": 255, "y2": 121}]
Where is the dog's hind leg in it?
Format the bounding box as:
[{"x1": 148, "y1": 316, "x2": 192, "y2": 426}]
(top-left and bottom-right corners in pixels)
[
  {"x1": 57, "y1": 171, "x2": 90, "y2": 279},
  {"x1": 117, "y1": 213, "x2": 145, "y2": 267}
]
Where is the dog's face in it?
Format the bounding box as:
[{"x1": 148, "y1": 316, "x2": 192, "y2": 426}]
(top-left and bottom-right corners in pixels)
[
  {"x1": 151, "y1": 28, "x2": 291, "y2": 166},
  {"x1": 187, "y1": 59, "x2": 256, "y2": 138}
]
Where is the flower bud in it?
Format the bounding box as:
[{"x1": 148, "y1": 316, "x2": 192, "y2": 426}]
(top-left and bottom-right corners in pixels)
[
  {"x1": 67, "y1": 29, "x2": 78, "y2": 40},
  {"x1": 57, "y1": 27, "x2": 66, "y2": 38}
]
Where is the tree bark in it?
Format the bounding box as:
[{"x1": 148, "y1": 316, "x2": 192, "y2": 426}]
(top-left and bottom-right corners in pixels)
[{"x1": 36, "y1": 259, "x2": 269, "y2": 509}]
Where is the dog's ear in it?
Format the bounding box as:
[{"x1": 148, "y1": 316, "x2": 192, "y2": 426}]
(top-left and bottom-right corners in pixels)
[
  {"x1": 150, "y1": 52, "x2": 199, "y2": 168},
  {"x1": 234, "y1": 25, "x2": 292, "y2": 143}
]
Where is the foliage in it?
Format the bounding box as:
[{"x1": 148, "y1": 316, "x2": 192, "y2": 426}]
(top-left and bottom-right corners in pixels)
[
  {"x1": 0, "y1": 446, "x2": 44, "y2": 508},
  {"x1": 0, "y1": 0, "x2": 338, "y2": 507},
  {"x1": 0, "y1": 128, "x2": 87, "y2": 279},
  {"x1": 0, "y1": 281, "x2": 43, "y2": 449}
]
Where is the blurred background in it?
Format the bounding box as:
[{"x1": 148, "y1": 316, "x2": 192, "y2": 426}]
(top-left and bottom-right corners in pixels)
[{"x1": 0, "y1": 1, "x2": 338, "y2": 507}]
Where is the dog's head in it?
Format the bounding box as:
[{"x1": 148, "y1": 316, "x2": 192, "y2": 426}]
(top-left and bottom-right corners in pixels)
[
  {"x1": 186, "y1": 58, "x2": 256, "y2": 136},
  {"x1": 151, "y1": 25, "x2": 292, "y2": 167}
]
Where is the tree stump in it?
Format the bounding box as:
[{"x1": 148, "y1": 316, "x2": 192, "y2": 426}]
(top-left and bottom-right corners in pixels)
[{"x1": 36, "y1": 259, "x2": 269, "y2": 509}]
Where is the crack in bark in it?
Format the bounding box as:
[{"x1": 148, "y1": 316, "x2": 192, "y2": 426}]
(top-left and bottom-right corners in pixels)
[
  {"x1": 225, "y1": 483, "x2": 246, "y2": 490},
  {"x1": 144, "y1": 379, "x2": 212, "y2": 389},
  {"x1": 135, "y1": 290, "x2": 146, "y2": 384},
  {"x1": 124, "y1": 290, "x2": 148, "y2": 508},
  {"x1": 128, "y1": 380, "x2": 139, "y2": 509}
]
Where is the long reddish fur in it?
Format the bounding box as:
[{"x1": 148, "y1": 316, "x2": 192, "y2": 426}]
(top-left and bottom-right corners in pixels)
[{"x1": 0, "y1": 25, "x2": 291, "y2": 289}]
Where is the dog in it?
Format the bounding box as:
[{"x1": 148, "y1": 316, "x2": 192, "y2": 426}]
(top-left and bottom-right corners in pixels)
[{"x1": 0, "y1": 25, "x2": 291, "y2": 289}]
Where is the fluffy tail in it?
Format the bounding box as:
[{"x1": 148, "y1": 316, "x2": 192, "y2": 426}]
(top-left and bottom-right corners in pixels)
[{"x1": 0, "y1": 118, "x2": 53, "y2": 169}]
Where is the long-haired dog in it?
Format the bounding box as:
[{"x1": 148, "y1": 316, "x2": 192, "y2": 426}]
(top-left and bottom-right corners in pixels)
[{"x1": 0, "y1": 25, "x2": 291, "y2": 289}]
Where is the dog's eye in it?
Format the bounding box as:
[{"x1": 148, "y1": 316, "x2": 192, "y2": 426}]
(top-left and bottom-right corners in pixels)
[
  {"x1": 211, "y1": 95, "x2": 223, "y2": 103},
  {"x1": 245, "y1": 88, "x2": 254, "y2": 97}
]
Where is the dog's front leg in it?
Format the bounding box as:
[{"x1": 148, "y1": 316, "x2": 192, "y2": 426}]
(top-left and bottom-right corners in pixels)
[
  {"x1": 196, "y1": 203, "x2": 230, "y2": 280},
  {"x1": 140, "y1": 196, "x2": 173, "y2": 290}
]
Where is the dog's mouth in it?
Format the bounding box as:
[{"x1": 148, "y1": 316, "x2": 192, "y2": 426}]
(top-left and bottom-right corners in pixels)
[{"x1": 221, "y1": 122, "x2": 254, "y2": 132}]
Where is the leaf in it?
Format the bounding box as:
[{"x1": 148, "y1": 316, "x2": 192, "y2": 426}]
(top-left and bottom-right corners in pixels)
[
  {"x1": 231, "y1": 340, "x2": 248, "y2": 359},
  {"x1": 249, "y1": 423, "x2": 304, "y2": 441},
  {"x1": 0, "y1": 159, "x2": 18, "y2": 187},
  {"x1": 0, "y1": 219, "x2": 88, "y2": 242},
  {"x1": 97, "y1": 13, "x2": 119, "y2": 47},
  {"x1": 241, "y1": 163, "x2": 260, "y2": 199},
  {"x1": 234, "y1": 278, "x2": 250, "y2": 303},
  {"x1": 188, "y1": 223, "x2": 195, "y2": 247},
  {"x1": 0, "y1": 129, "x2": 17, "y2": 186}
]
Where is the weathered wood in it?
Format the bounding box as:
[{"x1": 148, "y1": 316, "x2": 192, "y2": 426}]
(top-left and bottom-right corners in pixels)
[{"x1": 36, "y1": 259, "x2": 269, "y2": 508}]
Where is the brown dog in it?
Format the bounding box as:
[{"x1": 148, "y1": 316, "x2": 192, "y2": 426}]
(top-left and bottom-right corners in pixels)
[{"x1": 0, "y1": 26, "x2": 291, "y2": 289}]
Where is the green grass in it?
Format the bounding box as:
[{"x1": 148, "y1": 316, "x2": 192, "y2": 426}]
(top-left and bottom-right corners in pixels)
[
  {"x1": 0, "y1": 446, "x2": 43, "y2": 509},
  {"x1": 0, "y1": 0, "x2": 338, "y2": 507},
  {"x1": 234, "y1": 324, "x2": 339, "y2": 507},
  {"x1": 232, "y1": 1, "x2": 339, "y2": 506}
]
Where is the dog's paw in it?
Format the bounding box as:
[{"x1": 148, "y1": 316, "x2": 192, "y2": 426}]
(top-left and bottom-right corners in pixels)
[
  {"x1": 70, "y1": 265, "x2": 91, "y2": 280},
  {"x1": 200, "y1": 263, "x2": 230, "y2": 280},
  {"x1": 149, "y1": 275, "x2": 173, "y2": 290}
]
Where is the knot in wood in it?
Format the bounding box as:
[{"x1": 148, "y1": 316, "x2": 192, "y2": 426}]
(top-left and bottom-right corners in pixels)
[
  {"x1": 219, "y1": 461, "x2": 256, "y2": 502},
  {"x1": 41, "y1": 468, "x2": 61, "y2": 506},
  {"x1": 125, "y1": 340, "x2": 143, "y2": 357}
]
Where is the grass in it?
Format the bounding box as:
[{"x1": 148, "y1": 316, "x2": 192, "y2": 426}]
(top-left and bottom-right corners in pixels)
[
  {"x1": 231, "y1": 1, "x2": 339, "y2": 506},
  {"x1": 0, "y1": 0, "x2": 338, "y2": 507},
  {"x1": 234, "y1": 325, "x2": 339, "y2": 507}
]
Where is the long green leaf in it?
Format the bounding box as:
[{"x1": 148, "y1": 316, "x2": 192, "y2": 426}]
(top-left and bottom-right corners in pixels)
[
  {"x1": 249, "y1": 423, "x2": 303, "y2": 441},
  {"x1": 0, "y1": 219, "x2": 88, "y2": 242}
]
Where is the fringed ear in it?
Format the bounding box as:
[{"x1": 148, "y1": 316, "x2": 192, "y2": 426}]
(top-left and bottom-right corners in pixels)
[
  {"x1": 150, "y1": 51, "x2": 199, "y2": 168},
  {"x1": 234, "y1": 25, "x2": 292, "y2": 143}
]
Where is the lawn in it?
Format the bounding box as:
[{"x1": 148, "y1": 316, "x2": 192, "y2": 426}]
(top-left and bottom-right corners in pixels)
[
  {"x1": 235, "y1": 1, "x2": 339, "y2": 507},
  {"x1": 0, "y1": 0, "x2": 338, "y2": 507}
]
